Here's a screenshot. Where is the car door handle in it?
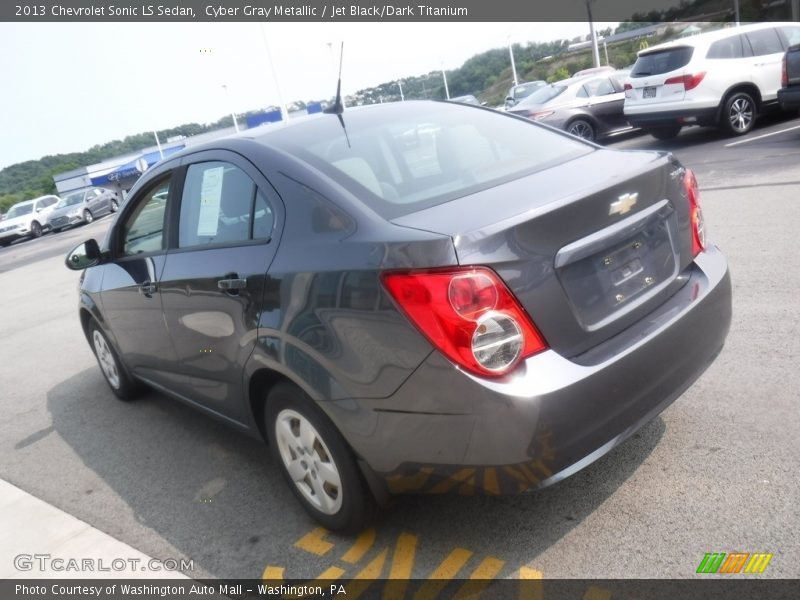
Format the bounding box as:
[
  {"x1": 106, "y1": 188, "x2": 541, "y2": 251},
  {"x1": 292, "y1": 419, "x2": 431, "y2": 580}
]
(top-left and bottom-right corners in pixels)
[
  {"x1": 218, "y1": 276, "x2": 247, "y2": 291},
  {"x1": 139, "y1": 280, "x2": 157, "y2": 297}
]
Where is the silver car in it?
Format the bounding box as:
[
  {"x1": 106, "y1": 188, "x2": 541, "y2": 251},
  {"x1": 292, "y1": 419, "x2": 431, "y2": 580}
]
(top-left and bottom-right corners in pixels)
[
  {"x1": 510, "y1": 72, "x2": 634, "y2": 142},
  {"x1": 47, "y1": 187, "x2": 119, "y2": 232}
]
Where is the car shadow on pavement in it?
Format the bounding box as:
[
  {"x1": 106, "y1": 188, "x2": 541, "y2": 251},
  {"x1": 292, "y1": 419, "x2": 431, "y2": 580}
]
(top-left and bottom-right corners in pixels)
[{"x1": 47, "y1": 368, "x2": 664, "y2": 579}]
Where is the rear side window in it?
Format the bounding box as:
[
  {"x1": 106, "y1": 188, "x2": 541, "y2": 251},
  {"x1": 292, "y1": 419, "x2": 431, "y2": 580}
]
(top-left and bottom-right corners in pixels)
[
  {"x1": 707, "y1": 35, "x2": 745, "y2": 59},
  {"x1": 746, "y1": 28, "x2": 783, "y2": 56},
  {"x1": 178, "y1": 161, "x2": 274, "y2": 248},
  {"x1": 778, "y1": 26, "x2": 800, "y2": 48},
  {"x1": 631, "y1": 47, "x2": 693, "y2": 77}
]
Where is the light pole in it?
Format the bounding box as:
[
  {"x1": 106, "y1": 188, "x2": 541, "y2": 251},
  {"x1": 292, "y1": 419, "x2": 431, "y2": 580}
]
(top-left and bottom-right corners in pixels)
[
  {"x1": 441, "y1": 64, "x2": 450, "y2": 100},
  {"x1": 152, "y1": 131, "x2": 164, "y2": 159},
  {"x1": 221, "y1": 84, "x2": 239, "y2": 133},
  {"x1": 734, "y1": 0, "x2": 740, "y2": 25},
  {"x1": 508, "y1": 35, "x2": 518, "y2": 87},
  {"x1": 258, "y1": 24, "x2": 291, "y2": 122},
  {"x1": 397, "y1": 80, "x2": 405, "y2": 101},
  {"x1": 585, "y1": 0, "x2": 601, "y2": 69}
]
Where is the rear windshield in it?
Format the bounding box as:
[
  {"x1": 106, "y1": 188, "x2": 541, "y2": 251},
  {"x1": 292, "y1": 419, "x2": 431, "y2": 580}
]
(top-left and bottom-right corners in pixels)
[
  {"x1": 513, "y1": 82, "x2": 543, "y2": 99},
  {"x1": 263, "y1": 102, "x2": 590, "y2": 219},
  {"x1": 516, "y1": 84, "x2": 567, "y2": 108},
  {"x1": 631, "y1": 46, "x2": 694, "y2": 77}
]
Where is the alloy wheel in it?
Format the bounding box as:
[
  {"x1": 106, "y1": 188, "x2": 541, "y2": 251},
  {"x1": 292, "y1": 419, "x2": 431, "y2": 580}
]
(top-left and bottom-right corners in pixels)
[
  {"x1": 92, "y1": 330, "x2": 121, "y2": 389},
  {"x1": 274, "y1": 408, "x2": 343, "y2": 515},
  {"x1": 568, "y1": 120, "x2": 594, "y2": 141},
  {"x1": 728, "y1": 97, "x2": 753, "y2": 133}
]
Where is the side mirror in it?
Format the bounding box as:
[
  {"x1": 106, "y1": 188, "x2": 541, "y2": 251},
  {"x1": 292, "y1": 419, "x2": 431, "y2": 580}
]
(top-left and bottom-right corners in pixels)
[
  {"x1": 36, "y1": 207, "x2": 43, "y2": 213},
  {"x1": 65, "y1": 239, "x2": 102, "y2": 270},
  {"x1": 505, "y1": 96, "x2": 516, "y2": 107}
]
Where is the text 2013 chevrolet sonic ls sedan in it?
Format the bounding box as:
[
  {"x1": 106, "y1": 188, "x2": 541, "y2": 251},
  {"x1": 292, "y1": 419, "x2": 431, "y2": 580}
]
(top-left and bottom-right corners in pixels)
[{"x1": 66, "y1": 101, "x2": 731, "y2": 532}]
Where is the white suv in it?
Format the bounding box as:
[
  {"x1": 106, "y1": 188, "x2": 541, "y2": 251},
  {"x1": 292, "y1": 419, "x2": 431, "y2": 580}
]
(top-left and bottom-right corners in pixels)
[
  {"x1": 0, "y1": 195, "x2": 60, "y2": 247},
  {"x1": 624, "y1": 22, "x2": 800, "y2": 139}
]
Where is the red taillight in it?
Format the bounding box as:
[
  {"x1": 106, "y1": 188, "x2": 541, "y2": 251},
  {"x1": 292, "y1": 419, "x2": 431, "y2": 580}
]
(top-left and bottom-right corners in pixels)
[
  {"x1": 683, "y1": 168, "x2": 706, "y2": 257},
  {"x1": 381, "y1": 267, "x2": 547, "y2": 377},
  {"x1": 782, "y1": 54, "x2": 788, "y2": 88},
  {"x1": 624, "y1": 83, "x2": 632, "y2": 91},
  {"x1": 664, "y1": 72, "x2": 706, "y2": 91}
]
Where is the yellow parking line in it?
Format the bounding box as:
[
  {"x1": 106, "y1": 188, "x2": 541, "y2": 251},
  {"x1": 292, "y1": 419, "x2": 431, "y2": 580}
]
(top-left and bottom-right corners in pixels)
[
  {"x1": 261, "y1": 565, "x2": 284, "y2": 581},
  {"x1": 294, "y1": 527, "x2": 334, "y2": 556},
  {"x1": 345, "y1": 549, "x2": 388, "y2": 599},
  {"x1": 483, "y1": 468, "x2": 500, "y2": 495},
  {"x1": 413, "y1": 548, "x2": 473, "y2": 600},
  {"x1": 383, "y1": 532, "x2": 418, "y2": 600},
  {"x1": 342, "y1": 528, "x2": 376, "y2": 564},
  {"x1": 453, "y1": 557, "x2": 505, "y2": 599},
  {"x1": 584, "y1": 586, "x2": 613, "y2": 600},
  {"x1": 518, "y1": 567, "x2": 543, "y2": 600}
]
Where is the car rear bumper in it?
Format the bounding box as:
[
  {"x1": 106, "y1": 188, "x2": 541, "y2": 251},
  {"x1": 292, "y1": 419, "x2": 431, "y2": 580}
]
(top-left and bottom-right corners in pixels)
[
  {"x1": 624, "y1": 107, "x2": 718, "y2": 128},
  {"x1": 777, "y1": 87, "x2": 800, "y2": 111},
  {"x1": 337, "y1": 246, "x2": 731, "y2": 495}
]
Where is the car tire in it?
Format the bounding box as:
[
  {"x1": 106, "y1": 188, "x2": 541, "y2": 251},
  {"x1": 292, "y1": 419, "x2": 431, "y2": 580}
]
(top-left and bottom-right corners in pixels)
[
  {"x1": 566, "y1": 119, "x2": 595, "y2": 142},
  {"x1": 89, "y1": 322, "x2": 141, "y2": 401},
  {"x1": 648, "y1": 126, "x2": 682, "y2": 140},
  {"x1": 30, "y1": 221, "x2": 43, "y2": 238},
  {"x1": 721, "y1": 91, "x2": 756, "y2": 136},
  {"x1": 83, "y1": 210, "x2": 94, "y2": 224},
  {"x1": 110, "y1": 200, "x2": 119, "y2": 212},
  {"x1": 265, "y1": 382, "x2": 375, "y2": 533},
  {"x1": 52, "y1": 227, "x2": 62, "y2": 233}
]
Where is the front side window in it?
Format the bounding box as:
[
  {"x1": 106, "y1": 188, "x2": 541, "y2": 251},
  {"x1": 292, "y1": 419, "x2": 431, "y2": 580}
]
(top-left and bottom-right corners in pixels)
[
  {"x1": 121, "y1": 177, "x2": 171, "y2": 256},
  {"x1": 178, "y1": 161, "x2": 273, "y2": 248}
]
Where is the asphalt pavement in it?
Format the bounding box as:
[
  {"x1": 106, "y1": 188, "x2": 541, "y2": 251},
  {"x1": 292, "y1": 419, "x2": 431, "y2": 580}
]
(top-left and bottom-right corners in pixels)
[{"x1": 0, "y1": 114, "x2": 798, "y2": 582}]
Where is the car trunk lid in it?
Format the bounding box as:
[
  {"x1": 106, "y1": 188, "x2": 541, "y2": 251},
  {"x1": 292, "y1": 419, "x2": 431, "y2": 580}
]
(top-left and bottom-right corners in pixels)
[{"x1": 391, "y1": 148, "x2": 694, "y2": 358}]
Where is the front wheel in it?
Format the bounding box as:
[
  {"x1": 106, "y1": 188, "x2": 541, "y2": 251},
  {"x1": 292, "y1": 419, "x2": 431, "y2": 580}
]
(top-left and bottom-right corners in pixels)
[
  {"x1": 266, "y1": 383, "x2": 375, "y2": 533},
  {"x1": 721, "y1": 92, "x2": 756, "y2": 135},
  {"x1": 83, "y1": 209, "x2": 94, "y2": 224},
  {"x1": 89, "y1": 322, "x2": 141, "y2": 400},
  {"x1": 30, "y1": 221, "x2": 43, "y2": 238},
  {"x1": 566, "y1": 119, "x2": 595, "y2": 142}
]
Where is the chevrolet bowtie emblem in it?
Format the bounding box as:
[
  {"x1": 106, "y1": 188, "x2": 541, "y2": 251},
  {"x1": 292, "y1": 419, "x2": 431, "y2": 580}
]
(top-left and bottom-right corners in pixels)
[{"x1": 609, "y1": 192, "x2": 638, "y2": 216}]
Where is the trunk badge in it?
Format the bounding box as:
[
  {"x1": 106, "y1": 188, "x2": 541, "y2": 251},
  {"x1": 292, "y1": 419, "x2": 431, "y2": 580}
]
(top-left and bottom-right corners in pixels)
[{"x1": 610, "y1": 193, "x2": 638, "y2": 216}]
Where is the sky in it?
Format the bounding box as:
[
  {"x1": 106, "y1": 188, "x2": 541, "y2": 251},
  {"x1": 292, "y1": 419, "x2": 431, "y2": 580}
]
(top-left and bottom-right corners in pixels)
[{"x1": 0, "y1": 21, "x2": 621, "y2": 170}]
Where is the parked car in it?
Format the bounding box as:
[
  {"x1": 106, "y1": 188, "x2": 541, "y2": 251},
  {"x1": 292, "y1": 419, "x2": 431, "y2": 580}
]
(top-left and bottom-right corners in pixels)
[
  {"x1": 777, "y1": 42, "x2": 800, "y2": 112},
  {"x1": 65, "y1": 101, "x2": 731, "y2": 532},
  {"x1": 624, "y1": 22, "x2": 800, "y2": 139},
  {"x1": 509, "y1": 72, "x2": 633, "y2": 142},
  {"x1": 0, "y1": 195, "x2": 60, "y2": 246},
  {"x1": 47, "y1": 187, "x2": 119, "y2": 232},
  {"x1": 504, "y1": 80, "x2": 546, "y2": 108},
  {"x1": 448, "y1": 94, "x2": 482, "y2": 106}
]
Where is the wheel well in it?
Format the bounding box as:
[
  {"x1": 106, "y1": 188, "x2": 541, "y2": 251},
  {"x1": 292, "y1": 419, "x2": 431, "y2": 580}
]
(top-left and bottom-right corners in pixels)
[
  {"x1": 248, "y1": 369, "x2": 295, "y2": 441},
  {"x1": 719, "y1": 84, "x2": 762, "y2": 119},
  {"x1": 79, "y1": 308, "x2": 93, "y2": 343},
  {"x1": 566, "y1": 115, "x2": 596, "y2": 129}
]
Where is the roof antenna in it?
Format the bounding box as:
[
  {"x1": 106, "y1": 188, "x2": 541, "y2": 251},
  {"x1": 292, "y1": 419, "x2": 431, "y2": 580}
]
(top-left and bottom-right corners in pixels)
[
  {"x1": 324, "y1": 42, "x2": 350, "y2": 148},
  {"x1": 324, "y1": 42, "x2": 345, "y2": 115}
]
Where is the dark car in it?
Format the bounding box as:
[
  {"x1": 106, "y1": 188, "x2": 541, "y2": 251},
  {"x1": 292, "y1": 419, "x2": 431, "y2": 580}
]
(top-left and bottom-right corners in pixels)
[
  {"x1": 509, "y1": 72, "x2": 633, "y2": 142},
  {"x1": 65, "y1": 101, "x2": 731, "y2": 532},
  {"x1": 47, "y1": 187, "x2": 119, "y2": 232},
  {"x1": 778, "y1": 43, "x2": 800, "y2": 111},
  {"x1": 504, "y1": 80, "x2": 546, "y2": 108}
]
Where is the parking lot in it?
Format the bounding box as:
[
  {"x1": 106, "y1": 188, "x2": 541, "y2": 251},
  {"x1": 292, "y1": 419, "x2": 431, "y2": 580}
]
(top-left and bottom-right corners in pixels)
[{"x1": 1, "y1": 113, "x2": 799, "y2": 583}]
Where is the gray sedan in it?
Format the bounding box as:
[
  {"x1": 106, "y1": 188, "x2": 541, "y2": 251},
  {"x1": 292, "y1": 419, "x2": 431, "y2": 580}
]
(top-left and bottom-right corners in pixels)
[
  {"x1": 510, "y1": 72, "x2": 634, "y2": 142},
  {"x1": 64, "y1": 101, "x2": 730, "y2": 532},
  {"x1": 47, "y1": 187, "x2": 119, "y2": 232}
]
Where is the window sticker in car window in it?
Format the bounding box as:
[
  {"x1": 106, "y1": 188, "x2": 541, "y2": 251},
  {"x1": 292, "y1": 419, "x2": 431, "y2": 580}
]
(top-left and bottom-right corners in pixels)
[{"x1": 197, "y1": 166, "x2": 224, "y2": 236}]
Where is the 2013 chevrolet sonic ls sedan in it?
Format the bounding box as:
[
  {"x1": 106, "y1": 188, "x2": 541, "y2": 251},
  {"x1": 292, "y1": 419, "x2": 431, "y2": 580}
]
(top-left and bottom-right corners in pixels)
[{"x1": 66, "y1": 101, "x2": 731, "y2": 532}]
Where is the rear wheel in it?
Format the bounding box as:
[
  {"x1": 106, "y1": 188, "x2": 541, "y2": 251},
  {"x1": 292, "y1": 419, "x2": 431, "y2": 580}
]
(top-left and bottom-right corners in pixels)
[
  {"x1": 30, "y1": 221, "x2": 43, "y2": 238},
  {"x1": 721, "y1": 91, "x2": 756, "y2": 135},
  {"x1": 566, "y1": 119, "x2": 595, "y2": 142},
  {"x1": 83, "y1": 209, "x2": 94, "y2": 224},
  {"x1": 648, "y1": 125, "x2": 682, "y2": 140},
  {"x1": 266, "y1": 382, "x2": 375, "y2": 533},
  {"x1": 89, "y1": 322, "x2": 141, "y2": 400}
]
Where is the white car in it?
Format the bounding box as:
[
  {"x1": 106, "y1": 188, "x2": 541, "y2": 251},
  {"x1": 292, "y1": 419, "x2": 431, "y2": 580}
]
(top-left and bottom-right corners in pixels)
[
  {"x1": 624, "y1": 22, "x2": 800, "y2": 139},
  {"x1": 0, "y1": 195, "x2": 60, "y2": 247}
]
